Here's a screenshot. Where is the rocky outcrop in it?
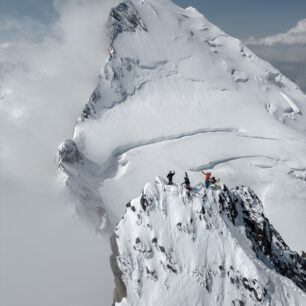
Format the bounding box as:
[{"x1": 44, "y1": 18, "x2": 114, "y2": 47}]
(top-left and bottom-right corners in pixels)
[
  {"x1": 219, "y1": 185, "x2": 306, "y2": 291},
  {"x1": 57, "y1": 139, "x2": 81, "y2": 164},
  {"x1": 110, "y1": 233, "x2": 127, "y2": 305},
  {"x1": 109, "y1": 0, "x2": 147, "y2": 42},
  {"x1": 80, "y1": 0, "x2": 147, "y2": 121}
]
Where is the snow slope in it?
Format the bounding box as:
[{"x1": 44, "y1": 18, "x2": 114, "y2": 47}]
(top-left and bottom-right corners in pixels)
[
  {"x1": 58, "y1": 0, "x2": 306, "y2": 251},
  {"x1": 111, "y1": 178, "x2": 306, "y2": 305}
]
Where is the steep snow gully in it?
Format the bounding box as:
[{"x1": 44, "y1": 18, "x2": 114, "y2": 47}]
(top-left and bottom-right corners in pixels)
[{"x1": 111, "y1": 178, "x2": 306, "y2": 305}]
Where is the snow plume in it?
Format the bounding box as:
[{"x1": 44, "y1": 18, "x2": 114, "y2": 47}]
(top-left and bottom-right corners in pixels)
[{"x1": 0, "y1": 0, "x2": 119, "y2": 305}]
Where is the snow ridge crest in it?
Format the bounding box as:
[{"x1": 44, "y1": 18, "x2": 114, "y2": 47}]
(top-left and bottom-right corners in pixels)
[{"x1": 111, "y1": 178, "x2": 306, "y2": 305}]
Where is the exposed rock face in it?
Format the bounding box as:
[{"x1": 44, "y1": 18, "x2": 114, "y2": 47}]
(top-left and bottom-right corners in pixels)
[
  {"x1": 111, "y1": 177, "x2": 306, "y2": 305},
  {"x1": 109, "y1": 0, "x2": 147, "y2": 41},
  {"x1": 110, "y1": 234, "x2": 127, "y2": 305},
  {"x1": 220, "y1": 185, "x2": 306, "y2": 292},
  {"x1": 57, "y1": 139, "x2": 81, "y2": 164},
  {"x1": 80, "y1": 0, "x2": 147, "y2": 121},
  {"x1": 57, "y1": 139, "x2": 110, "y2": 233}
]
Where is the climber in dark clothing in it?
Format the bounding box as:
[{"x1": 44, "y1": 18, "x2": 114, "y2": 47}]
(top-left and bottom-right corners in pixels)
[
  {"x1": 184, "y1": 172, "x2": 190, "y2": 186},
  {"x1": 210, "y1": 176, "x2": 216, "y2": 184},
  {"x1": 184, "y1": 172, "x2": 191, "y2": 196},
  {"x1": 167, "y1": 170, "x2": 175, "y2": 185}
]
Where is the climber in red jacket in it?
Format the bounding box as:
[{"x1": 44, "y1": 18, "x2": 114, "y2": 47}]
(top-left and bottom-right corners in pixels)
[{"x1": 202, "y1": 171, "x2": 211, "y2": 188}]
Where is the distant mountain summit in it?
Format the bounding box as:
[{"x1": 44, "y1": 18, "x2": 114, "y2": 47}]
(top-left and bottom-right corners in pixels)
[
  {"x1": 110, "y1": 177, "x2": 306, "y2": 305},
  {"x1": 57, "y1": 0, "x2": 306, "y2": 250}
]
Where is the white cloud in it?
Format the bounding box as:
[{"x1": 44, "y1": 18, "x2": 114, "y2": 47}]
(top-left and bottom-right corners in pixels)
[
  {"x1": 247, "y1": 18, "x2": 306, "y2": 45},
  {"x1": 0, "y1": 16, "x2": 49, "y2": 43},
  {"x1": 0, "y1": 41, "x2": 11, "y2": 49},
  {"x1": 0, "y1": 0, "x2": 119, "y2": 305},
  {"x1": 246, "y1": 18, "x2": 306, "y2": 92}
]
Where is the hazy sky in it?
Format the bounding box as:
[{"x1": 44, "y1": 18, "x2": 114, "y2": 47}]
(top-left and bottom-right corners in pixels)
[
  {"x1": 1, "y1": 0, "x2": 306, "y2": 39},
  {"x1": 0, "y1": 0, "x2": 56, "y2": 23},
  {"x1": 173, "y1": 0, "x2": 306, "y2": 39}
]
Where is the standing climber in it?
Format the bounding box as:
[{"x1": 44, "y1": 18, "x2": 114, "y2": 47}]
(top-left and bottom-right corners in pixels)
[
  {"x1": 184, "y1": 172, "x2": 191, "y2": 196},
  {"x1": 167, "y1": 170, "x2": 175, "y2": 185},
  {"x1": 202, "y1": 171, "x2": 211, "y2": 188}
]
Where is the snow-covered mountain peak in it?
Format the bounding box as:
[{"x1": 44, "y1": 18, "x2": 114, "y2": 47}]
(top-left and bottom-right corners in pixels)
[
  {"x1": 110, "y1": 178, "x2": 306, "y2": 305},
  {"x1": 109, "y1": 0, "x2": 147, "y2": 42},
  {"x1": 58, "y1": 0, "x2": 306, "y2": 251},
  {"x1": 76, "y1": 0, "x2": 306, "y2": 127}
]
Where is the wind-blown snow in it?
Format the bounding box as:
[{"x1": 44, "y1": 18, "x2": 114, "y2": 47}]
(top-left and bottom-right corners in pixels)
[
  {"x1": 0, "y1": 1, "x2": 120, "y2": 305},
  {"x1": 58, "y1": 0, "x2": 306, "y2": 252}
]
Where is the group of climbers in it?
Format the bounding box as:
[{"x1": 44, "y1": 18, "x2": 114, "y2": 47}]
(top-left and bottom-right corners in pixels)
[{"x1": 166, "y1": 170, "x2": 220, "y2": 196}]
